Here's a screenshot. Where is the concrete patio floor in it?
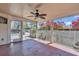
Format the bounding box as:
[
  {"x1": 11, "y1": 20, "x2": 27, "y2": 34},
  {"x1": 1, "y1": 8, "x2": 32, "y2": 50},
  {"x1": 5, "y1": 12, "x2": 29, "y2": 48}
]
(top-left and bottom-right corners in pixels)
[{"x1": 0, "y1": 39, "x2": 76, "y2": 56}]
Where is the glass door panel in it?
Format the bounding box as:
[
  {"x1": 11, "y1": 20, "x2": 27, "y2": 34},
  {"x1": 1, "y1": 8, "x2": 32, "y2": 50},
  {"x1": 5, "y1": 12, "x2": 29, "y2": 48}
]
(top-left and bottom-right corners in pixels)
[{"x1": 10, "y1": 20, "x2": 22, "y2": 42}]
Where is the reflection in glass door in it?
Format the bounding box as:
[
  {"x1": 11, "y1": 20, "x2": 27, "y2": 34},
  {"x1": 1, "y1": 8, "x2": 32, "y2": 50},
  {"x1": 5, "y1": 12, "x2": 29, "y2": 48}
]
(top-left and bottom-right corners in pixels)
[{"x1": 10, "y1": 20, "x2": 22, "y2": 42}]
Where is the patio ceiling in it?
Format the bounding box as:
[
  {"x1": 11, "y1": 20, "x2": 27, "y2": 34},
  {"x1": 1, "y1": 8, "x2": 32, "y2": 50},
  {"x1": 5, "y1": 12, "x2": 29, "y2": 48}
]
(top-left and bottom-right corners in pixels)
[{"x1": 0, "y1": 3, "x2": 79, "y2": 21}]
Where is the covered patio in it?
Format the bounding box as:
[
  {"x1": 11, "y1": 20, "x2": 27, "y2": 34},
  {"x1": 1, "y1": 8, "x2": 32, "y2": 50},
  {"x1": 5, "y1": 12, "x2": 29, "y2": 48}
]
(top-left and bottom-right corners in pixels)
[{"x1": 0, "y1": 3, "x2": 79, "y2": 56}]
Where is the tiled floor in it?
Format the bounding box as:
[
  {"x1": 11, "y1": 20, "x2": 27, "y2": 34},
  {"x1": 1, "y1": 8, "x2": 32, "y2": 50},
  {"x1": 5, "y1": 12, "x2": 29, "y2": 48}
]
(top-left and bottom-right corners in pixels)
[{"x1": 0, "y1": 39, "x2": 76, "y2": 56}]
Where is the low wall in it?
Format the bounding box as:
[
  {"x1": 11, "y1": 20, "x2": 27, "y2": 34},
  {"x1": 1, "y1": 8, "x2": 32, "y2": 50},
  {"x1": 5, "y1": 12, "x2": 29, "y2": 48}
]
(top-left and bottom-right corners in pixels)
[
  {"x1": 36, "y1": 30, "x2": 55, "y2": 42},
  {"x1": 52, "y1": 30, "x2": 79, "y2": 47},
  {"x1": 36, "y1": 30, "x2": 79, "y2": 48}
]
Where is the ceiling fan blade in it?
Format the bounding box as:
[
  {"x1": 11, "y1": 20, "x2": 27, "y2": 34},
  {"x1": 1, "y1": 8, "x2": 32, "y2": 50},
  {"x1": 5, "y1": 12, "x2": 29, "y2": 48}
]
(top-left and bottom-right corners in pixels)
[
  {"x1": 39, "y1": 14, "x2": 47, "y2": 16},
  {"x1": 30, "y1": 12, "x2": 35, "y2": 14},
  {"x1": 40, "y1": 16, "x2": 46, "y2": 19}
]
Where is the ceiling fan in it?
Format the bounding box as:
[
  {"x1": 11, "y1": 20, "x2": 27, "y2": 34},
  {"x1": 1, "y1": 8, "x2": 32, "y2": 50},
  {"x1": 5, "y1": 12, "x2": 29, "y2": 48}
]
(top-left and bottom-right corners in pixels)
[
  {"x1": 28, "y1": 9, "x2": 47, "y2": 19},
  {"x1": 27, "y1": 4, "x2": 47, "y2": 20}
]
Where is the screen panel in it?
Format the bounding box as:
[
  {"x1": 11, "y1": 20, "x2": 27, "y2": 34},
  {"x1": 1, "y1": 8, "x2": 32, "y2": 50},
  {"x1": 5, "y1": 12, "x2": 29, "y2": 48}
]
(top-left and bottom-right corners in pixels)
[{"x1": 52, "y1": 15, "x2": 79, "y2": 30}]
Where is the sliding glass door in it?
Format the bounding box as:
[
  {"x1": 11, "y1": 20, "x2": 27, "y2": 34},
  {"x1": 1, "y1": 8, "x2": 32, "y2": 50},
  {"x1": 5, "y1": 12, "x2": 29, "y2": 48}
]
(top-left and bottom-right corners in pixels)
[{"x1": 10, "y1": 20, "x2": 22, "y2": 42}]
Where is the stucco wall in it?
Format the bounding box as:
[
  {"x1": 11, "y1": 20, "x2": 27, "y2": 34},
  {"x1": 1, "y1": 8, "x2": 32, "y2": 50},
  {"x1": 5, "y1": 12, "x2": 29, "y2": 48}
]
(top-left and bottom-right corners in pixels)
[
  {"x1": 0, "y1": 12, "x2": 24, "y2": 45},
  {"x1": 0, "y1": 13, "x2": 9, "y2": 45}
]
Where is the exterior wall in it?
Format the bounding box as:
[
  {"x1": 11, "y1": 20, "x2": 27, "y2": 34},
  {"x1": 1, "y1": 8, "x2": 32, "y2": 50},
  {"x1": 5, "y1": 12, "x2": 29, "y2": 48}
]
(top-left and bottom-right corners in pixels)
[
  {"x1": 0, "y1": 24, "x2": 8, "y2": 45},
  {"x1": 0, "y1": 13, "x2": 9, "y2": 45},
  {"x1": 0, "y1": 12, "x2": 24, "y2": 45}
]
